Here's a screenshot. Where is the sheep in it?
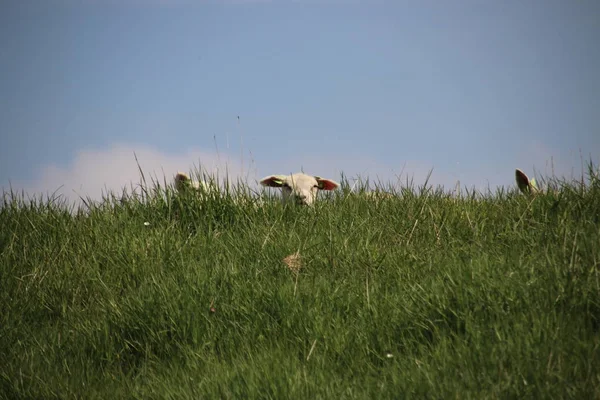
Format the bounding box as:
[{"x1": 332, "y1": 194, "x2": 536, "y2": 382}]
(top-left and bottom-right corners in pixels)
[
  {"x1": 515, "y1": 169, "x2": 539, "y2": 195},
  {"x1": 363, "y1": 191, "x2": 395, "y2": 200},
  {"x1": 260, "y1": 172, "x2": 340, "y2": 206},
  {"x1": 174, "y1": 172, "x2": 212, "y2": 194},
  {"x1": 175, "y1": 172, "x2": 262, "y2": 208},
  {"x1": 343, "y1": 190, "x2": 396, "y2": 204}
]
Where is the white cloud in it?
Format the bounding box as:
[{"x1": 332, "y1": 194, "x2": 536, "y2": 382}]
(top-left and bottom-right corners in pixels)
[
  {"x1": 5, "y1": 140, "x2": 591, "y2": 210},
  {"x1": 6, "y1": 145, "x2": 475, "y2": 210},
  {"x1": 5, "y1": 143, "x2": 250, "y2": 207}
]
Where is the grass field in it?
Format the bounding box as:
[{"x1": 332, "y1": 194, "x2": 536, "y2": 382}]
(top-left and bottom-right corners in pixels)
[{"x1": 1, "y1": 167, "x2": 599, "y2": 399}]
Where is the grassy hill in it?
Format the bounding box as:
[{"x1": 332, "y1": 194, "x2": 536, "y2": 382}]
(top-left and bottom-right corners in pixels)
[{"x1": 1, "y1": 170, "x2": 599, "y2": 398}]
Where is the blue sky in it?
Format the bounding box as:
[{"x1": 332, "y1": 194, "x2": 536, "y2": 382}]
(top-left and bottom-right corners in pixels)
[{"x1": 1, "y1": 0, "x2": 599, "y2": 203}]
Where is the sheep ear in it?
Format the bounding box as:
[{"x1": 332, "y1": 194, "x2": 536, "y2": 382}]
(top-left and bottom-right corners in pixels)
[
  {"x1": 315, "y1": 177, "x2": 340, "y2": 191},
  {"x1": 175, "y1": 172, "x2": 190, "y2": 182},
  {"x1": 515, "y1": 169, "x2": 530, "y2": 194},
  {"x1": 260, "y1": 175, "x2": 286, "y2": 187}
]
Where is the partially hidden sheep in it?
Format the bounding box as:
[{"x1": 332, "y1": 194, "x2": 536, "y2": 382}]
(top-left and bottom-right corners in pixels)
[
  {"x1": 174, "y1": 172, "x2": 212, "y2": 194},
  {"x1": 363, "y1": 191, "x2": 395, "y2": 200},
  {"x1": 515, "y1": 169, "x2": 540, "y2": 195},
  {"x1": 260, "y1": 172, "x2": 340, "y2": 206},
  {"x1": 175, "y1": 172, "x2": 260, "y2": 207}
]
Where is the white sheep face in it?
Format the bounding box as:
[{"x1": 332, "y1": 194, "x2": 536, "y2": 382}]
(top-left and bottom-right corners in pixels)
[{"x1": 260, "y1": 172, "x2": 339, "y2": 206}]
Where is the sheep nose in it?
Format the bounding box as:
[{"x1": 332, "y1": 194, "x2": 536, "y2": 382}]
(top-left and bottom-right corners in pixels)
[{"x1": 295, "y1": 194, "x2": 308, "y2": 204}]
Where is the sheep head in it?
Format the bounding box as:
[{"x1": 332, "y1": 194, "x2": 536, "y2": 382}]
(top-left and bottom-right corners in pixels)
[
  {"x1": 174, "y1": 172, "x2": 210, "y2": 193},
  {"x1": 260, "y1": 172, "x2": 339, "y2": 206}
]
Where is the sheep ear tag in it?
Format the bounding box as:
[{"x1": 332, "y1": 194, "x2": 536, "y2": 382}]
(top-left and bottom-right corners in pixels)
[{"x1": 260, "y1": 175, "x2": 286, "y2": 187}]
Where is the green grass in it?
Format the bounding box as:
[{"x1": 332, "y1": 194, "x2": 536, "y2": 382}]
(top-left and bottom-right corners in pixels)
[{"x1": 1, "y1": 168, "x2": 599, "y2": 399}]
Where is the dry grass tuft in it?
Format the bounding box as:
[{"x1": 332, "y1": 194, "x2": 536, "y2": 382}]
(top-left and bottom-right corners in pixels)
[{"x1": 283, "y1": 251, "x2": 302, "y2": 274}]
